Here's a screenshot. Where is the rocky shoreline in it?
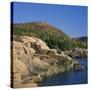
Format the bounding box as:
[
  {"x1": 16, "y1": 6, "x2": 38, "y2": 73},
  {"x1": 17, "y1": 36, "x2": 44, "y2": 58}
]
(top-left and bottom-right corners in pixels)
[
  {"x1": 64, "y1": 48, "x2": 87, "y2": 58},
  {"x1": 11, "y1": 36, "x2": 86, "y2": 88}
]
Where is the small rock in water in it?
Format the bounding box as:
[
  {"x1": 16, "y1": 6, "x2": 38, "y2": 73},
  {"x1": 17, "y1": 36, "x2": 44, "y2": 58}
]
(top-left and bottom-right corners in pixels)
[{"x1": 73, "y1": 63, "x2": 84, "y2": 71}]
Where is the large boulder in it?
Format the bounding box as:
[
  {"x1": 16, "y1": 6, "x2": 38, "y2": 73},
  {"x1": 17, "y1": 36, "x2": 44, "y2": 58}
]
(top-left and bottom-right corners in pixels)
[{"x1": 22, "y1": 36, "x2": 49, "y2": 50}]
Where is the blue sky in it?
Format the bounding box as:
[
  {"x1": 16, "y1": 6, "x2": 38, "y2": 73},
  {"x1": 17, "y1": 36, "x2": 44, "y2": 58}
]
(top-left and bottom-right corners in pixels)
[{"x1": 12, "y1": 2, "x2": 88, "y2": 38}]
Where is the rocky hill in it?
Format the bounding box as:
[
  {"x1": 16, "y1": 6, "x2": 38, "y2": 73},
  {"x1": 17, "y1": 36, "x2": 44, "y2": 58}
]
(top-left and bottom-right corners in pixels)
[
  {"x1": 11, "y1": 22, "x2": 87, "y2": 88},
  {"x1": 11, "y1": 36, "x2": 83, "y2": 88},
  {"x1": 73, "y1": 36, "x2": 87, "y2": 43},
  {"x1": 12, "y1": 22, "x2": 87, "y2": 50}
]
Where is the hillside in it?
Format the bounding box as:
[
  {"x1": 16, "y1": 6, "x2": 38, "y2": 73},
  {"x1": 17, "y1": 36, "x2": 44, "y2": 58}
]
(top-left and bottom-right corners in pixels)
[
  {"x1": 73, "y1": 36, "x2": 87, "y2": 43},
  {"x1": 12, "y1": 22, "x2": 87, "y2": 50},
  {"x1": 11, "y1": 22, "x2": 87, "y2": 87}
]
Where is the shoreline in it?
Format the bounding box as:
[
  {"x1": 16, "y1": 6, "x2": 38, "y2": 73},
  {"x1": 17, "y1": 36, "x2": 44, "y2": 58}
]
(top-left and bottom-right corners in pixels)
[
  {"x1": 12, "y1": 36, "x2": 87, "y2": 88},
  {"x1": 38, "y1": 57, "x2": 87, "y2": 87},
  {"x1": 73, "y1": 56, "x2": 87, "y2": 59}
]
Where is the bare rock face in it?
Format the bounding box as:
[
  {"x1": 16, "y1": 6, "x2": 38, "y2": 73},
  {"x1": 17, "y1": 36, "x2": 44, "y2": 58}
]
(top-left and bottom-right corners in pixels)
[
  {"x1": 22, "y1": 36, "x2": 49, "y2": 50},
  {"x1": 11, "y1": 36, "x2": 82, "y2": 88},
  {"x1": 11, "y1": 36, "x2": 50, "y2": 88}
]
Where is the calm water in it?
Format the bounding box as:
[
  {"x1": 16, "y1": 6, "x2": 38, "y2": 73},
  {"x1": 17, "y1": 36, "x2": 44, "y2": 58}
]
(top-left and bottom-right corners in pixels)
[{"x1": 39, "y1": 58, "x2": 88, "y2": 86}]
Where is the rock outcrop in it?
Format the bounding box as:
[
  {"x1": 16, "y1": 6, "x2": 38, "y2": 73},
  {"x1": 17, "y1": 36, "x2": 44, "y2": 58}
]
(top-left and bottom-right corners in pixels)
[
  {"x1": 65, "y1": 48, "x2": 87, "y2": 58},
  {"x1": 11, "y1": 36, "x2": 83, "y2": 88}
]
